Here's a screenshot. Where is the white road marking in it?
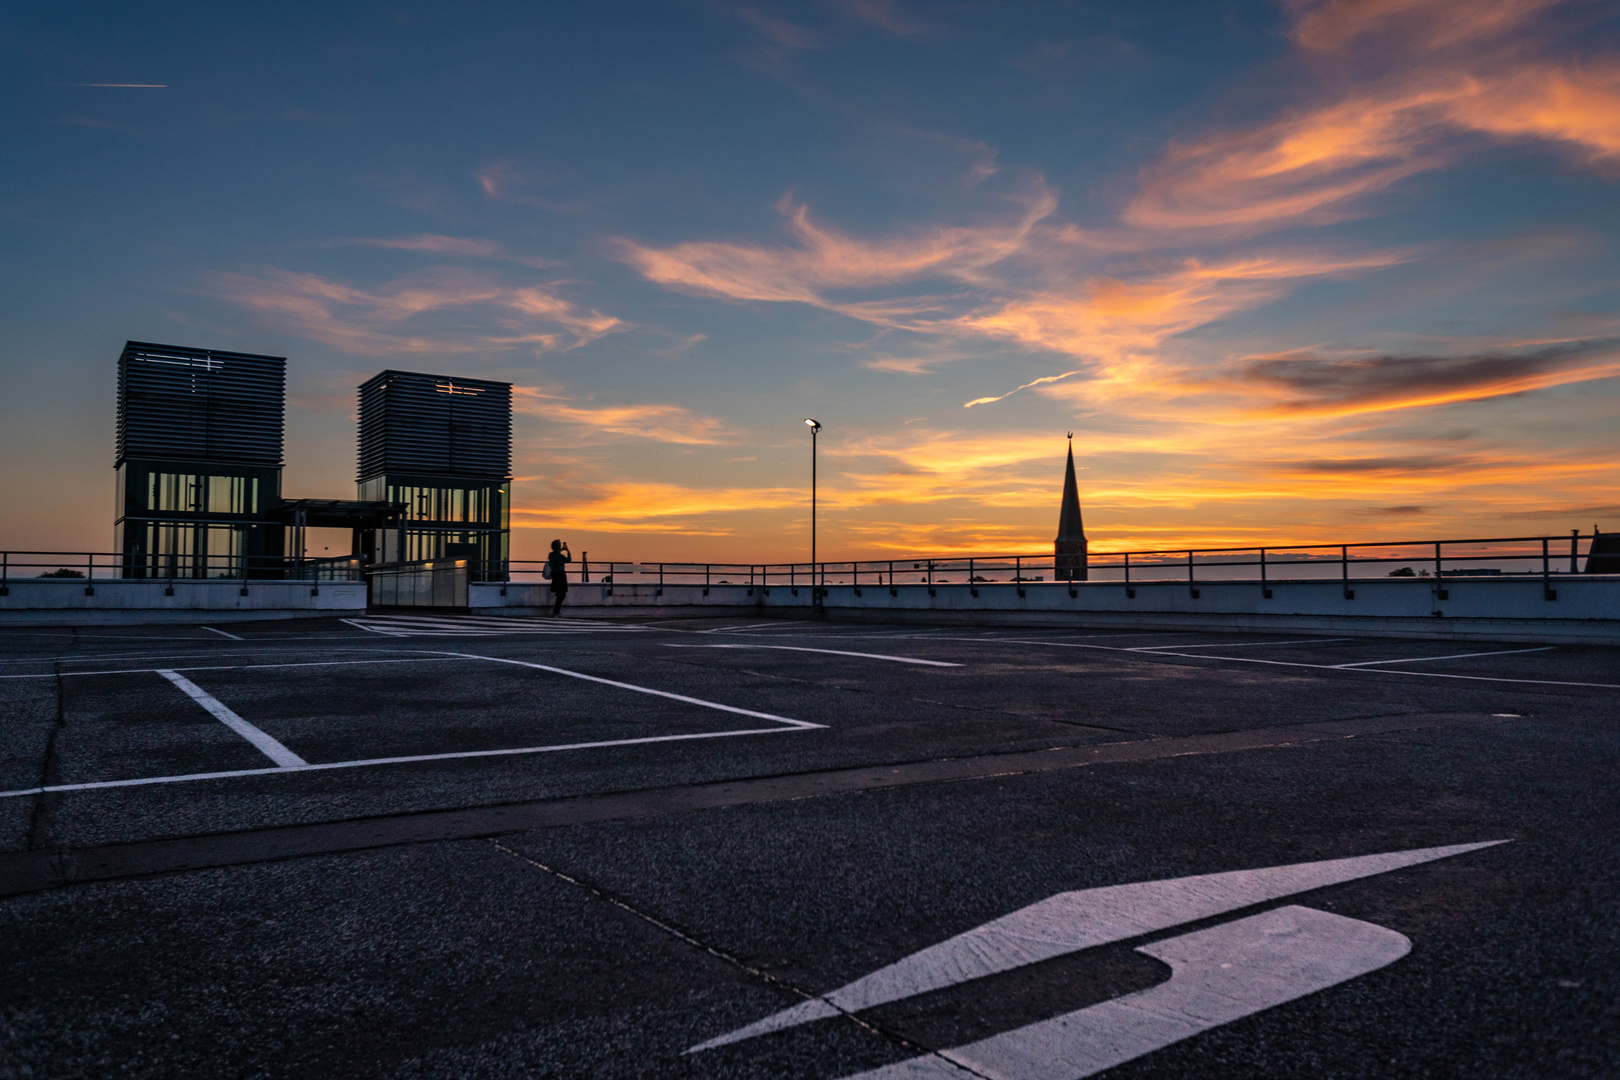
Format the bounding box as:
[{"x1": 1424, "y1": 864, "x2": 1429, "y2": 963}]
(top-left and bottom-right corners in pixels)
[
  {"x1": 430, "y1": 652, "x2": 826, "y2": 728},
  {"x1": 0, "y1": 656, "x2": 466, "y2": 679},
  {"x1": 1332, "y1": 646, "x2": 1555, "y2": 668},
  {"x1": 1130, "y1": 637, "x2": 1355, "y2": 652},
  {"x1": 199, "y1": 626, "x2": 244, "y2": 640},
  {"x1": 687, "y1": 840, "x2": 1507, "y2": 1053},
  {"x1": 345, "y1": 614, "x2": 654, "y2": 637},
  {"x1": 699, "y1": 622, "x2": 782, "y2": 633},
  {"x1": 156, "y1": 670, "x2": 307, "y2": 768},
  {"x1": 662, "y1": 644, "x2": 961, "y2": 667},
  {"x1": 945, "y1": 637, "x2": 1620, "y2": 690},
  {"x1": 0, "y1": 652, "x2": 822, "y2": 797},
  {"x1": 342, "y1": 617, "x2": 408, "y2": 637},
  {"x1": 0, "y1": 727, "x2": 807, "y2": 799},
  {"x1": 846, "y1": 906, "x2": 1411, "y2": 1080}
]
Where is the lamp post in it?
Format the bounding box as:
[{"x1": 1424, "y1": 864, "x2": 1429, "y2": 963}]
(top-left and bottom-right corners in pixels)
[{"x1": 804, "y1": 418, "x2": 821, "y2": 596}]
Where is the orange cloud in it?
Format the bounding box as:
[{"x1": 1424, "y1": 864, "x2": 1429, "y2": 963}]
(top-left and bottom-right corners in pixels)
[
  {"x1": 617, "y1": 187, "x2": 1055, "y2": 308},
  {"x1": 1129, "y1": 2, "x2": 1620, "y2": 234},
  {"x1": 1124, "y1": 92, "x2": 1453, "y2": 230},
  {"x1": 1290, "y1": 0, "x2": 1566, "y2": 52},
  {"x1": 1448, "y1": 62, "x2": 1620, "y2": 164},
  {"x1": 955, "y1": 251, "x2": 1409, "y2": 402},
  {"x1": 216, "y1": 267, "x2": 623, "y2": 355},
  {"x1": 513, "y1": 388, "x2": 734, "y2": 444}
]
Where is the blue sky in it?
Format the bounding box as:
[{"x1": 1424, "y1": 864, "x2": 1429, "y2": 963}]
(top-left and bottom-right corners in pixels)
[{"x1": 3, "y1": 0, "x2": 1618, "y2": 561}]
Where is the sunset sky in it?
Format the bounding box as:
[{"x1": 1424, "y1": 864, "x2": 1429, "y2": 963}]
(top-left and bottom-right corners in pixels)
[{"x1": 2, "y1": 0, "x2": 1618, "y2": 564}]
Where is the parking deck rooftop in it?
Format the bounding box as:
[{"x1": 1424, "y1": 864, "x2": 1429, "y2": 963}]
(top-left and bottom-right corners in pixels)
[{"x1": 2, "y1": 613, "x2": 1617, "y2": 1077}]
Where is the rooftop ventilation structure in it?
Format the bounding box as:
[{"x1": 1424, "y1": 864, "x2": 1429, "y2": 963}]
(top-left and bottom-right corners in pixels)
[
  {"x1": 114, "y1": 342, "x2": 287, "y2": 579},
  {"x1": 356, "y1": 370, "x2": 513, "y2": 581}
]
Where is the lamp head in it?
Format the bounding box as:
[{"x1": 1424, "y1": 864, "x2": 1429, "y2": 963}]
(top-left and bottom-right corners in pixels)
[{"x1": 804, "y1": 418, "x2": 821, "y2": 432}]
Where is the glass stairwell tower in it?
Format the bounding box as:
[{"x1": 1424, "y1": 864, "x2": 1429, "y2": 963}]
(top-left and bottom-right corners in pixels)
[
  {"x1": 356, "y1": 370, "x2": 512, "y2": 581},
  {"x1": 114, "y1": 341, "x2": 286, "y2": 578}
]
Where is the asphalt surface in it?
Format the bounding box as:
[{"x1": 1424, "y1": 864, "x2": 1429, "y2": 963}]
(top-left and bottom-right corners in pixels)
[{"x1": 1, "y1": 612, "x2": 1617, "y2": 1078}]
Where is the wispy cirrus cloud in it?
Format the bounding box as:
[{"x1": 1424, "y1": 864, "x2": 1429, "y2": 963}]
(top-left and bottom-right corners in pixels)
[
  {"x1": 513, "y1": 387, "x2": 734, "y2": 444},
  {"x1": 1127, "y1": 1, "x2": 1620, "y2": 233},
  {"x1": 617, "y1": 186, "x2": 1056, "y2": 309},
  {"x1": 328, "y1": 233, "x2": 503, "y2": 257},
  {"x1": 957, "y1": 251, "x2": 1410, "y2": 389},
  {"x1": 1289, "y1": 0, "x2": 1567, "y2": 53},
  {"x1": 317, "y1": 233, "x2": 561, "y2": 269},
  {"x1": 215, "y1": 266, "x2": 623, "y2": 355}
]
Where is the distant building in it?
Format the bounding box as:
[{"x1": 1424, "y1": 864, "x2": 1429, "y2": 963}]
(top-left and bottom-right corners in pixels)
[
  {"x1": 356, "y1": 370, "x2": 512, "y2": 580},
  {"x1": 1054, "y1": 436, "x2": 1087, "y2": 581},
  {"x1": 114, "y1": 341, "x2": 286, "y2": 577}
]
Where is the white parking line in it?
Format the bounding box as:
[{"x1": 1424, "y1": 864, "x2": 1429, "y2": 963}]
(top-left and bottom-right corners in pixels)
[
  {"x1": 1333, "y1": 647, "x2": 1554, "y2": 668},
  {"x1": 1130, "y1": 638, "x2": 1355, "y2": 652},
  {"x1": 0, "y1": 656, "x2": 465, "y2": 679},
  {"x1": 432, "y1": 652, "x2": 827, "y2": 728},
  {"x1": 157, "y1": 670, "x2": 307, "y2": 768},
  {"x1": 936, "y1": 638, "x2": 1620, "y2": 690},
  {"x1": 199, "y1": 626, "x2": 244, "y2": 640},
  {"x1": 662, "y1": 644, "x2": 961, "y2": 667},
  {"x1": 344, "y1": 614, "x2": 655, "y2": 637},
  {"x1": 0, "y1": 653, "x2": 823, "y2": 799},
  {"x1": 0, "y1": 727, "x2": 806, "y2": 799}
]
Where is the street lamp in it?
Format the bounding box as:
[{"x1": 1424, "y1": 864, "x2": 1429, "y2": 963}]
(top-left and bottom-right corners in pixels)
[{"x1": 804, "y1": 418, "x2": 821, "y2": 595}]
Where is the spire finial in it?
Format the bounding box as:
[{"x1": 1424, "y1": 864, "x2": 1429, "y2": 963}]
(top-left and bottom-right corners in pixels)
[{"x1": 1066, "y1": 430, "x2": 1073, "y2": 441}]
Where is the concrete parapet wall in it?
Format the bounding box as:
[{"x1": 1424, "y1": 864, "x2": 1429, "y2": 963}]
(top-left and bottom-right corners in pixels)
[
  {"x1": 472, "y1": 575, "x2": 1620, "y2": 644},
  {"x1": 0, "y1": 579, "x2": 366, "y2": 625}
]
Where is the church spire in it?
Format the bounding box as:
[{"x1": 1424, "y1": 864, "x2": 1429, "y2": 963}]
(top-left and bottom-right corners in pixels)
[{"x1": 1055, "y1": 432, "x2": 1088, "y2": 581}]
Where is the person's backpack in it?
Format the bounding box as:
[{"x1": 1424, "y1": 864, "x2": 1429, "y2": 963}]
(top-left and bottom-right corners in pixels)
[{"x1": 542, "y1": 561, "x2": 552, "y2": 580}]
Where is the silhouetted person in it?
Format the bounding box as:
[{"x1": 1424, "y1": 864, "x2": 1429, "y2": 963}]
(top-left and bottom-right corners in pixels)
[{"x1": 547, "y1": 539, "x2": 571, "y2": 616}]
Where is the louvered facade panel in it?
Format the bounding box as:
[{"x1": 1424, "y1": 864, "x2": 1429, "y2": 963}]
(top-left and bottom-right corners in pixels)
[
  {"x1": 357, "y1": 370, "x2": 512, "y2": 482},
  {"x1": 116, "y1": 341, "x2": 285, "y2": 467}
]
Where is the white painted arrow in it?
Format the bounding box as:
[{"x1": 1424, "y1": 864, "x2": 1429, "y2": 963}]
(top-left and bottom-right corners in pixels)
[
  {"x1": 842, "y1": 905, "x2": 1412, "y2": 1079},
  {"x1": 688, "y1": 840, "x2": 1506, "y2": 1053}
]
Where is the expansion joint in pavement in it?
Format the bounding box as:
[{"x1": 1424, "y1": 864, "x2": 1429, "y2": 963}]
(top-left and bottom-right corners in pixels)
[{"x1": 485, "y1": 839, "x2": 967, "y2": 1072}]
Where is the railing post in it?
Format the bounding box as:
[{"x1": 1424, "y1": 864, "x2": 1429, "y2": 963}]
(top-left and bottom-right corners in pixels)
[
  {"x1": 1, "y1": 550, "x2": 7, "y2": 596},
  {"x1": 1571, "y1": 529, "x2": 1579, "y2": 574},
  {"x1": 1341, "y1": 544, "x2": 1353, "y2": 599},
  {"x1": 969, "y1": 557, "x2": 977, "y2": 597},
  {"x1": 582, "y1": 552, "x2": 589, "y2": 583},
  {"x1": 1124, "y1": 552, "x2": 1134, "y2": 598},
  {"x1": 1543, "y1": 537, "x2": 1556, "y2": 600},
  {"x1": 86, "y1": 552, "x2": 95, "y2": 596},
  {"x1": 1188, "y1": 550, "x2": 1197, "y2": 598},
  {"x1": 1260, "y1": 547, "x2": 1270, "y2": 598},
  {"x1": 1434, "y1": 541, "x2": 1447, "y2": 601},
  {"x1": 889, "y1": 560, "x2": 896, "y2": 597}
]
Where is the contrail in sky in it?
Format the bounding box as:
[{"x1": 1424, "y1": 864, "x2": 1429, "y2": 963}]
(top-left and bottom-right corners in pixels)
[{"x1": 964, "y1": 369, "x2": 1084, "y2": 408}]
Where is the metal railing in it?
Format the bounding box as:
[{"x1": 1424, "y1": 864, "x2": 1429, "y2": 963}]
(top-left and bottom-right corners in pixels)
[
  {"x1": 2, "y1": 531, "x2": 1611, "y2": 603},
  {"x1": 0, "y1": 551, "x2": 364, "y2": 596},
  {"x1": 496, "y1": 531, "x2": 1608, "y2": 603}
]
